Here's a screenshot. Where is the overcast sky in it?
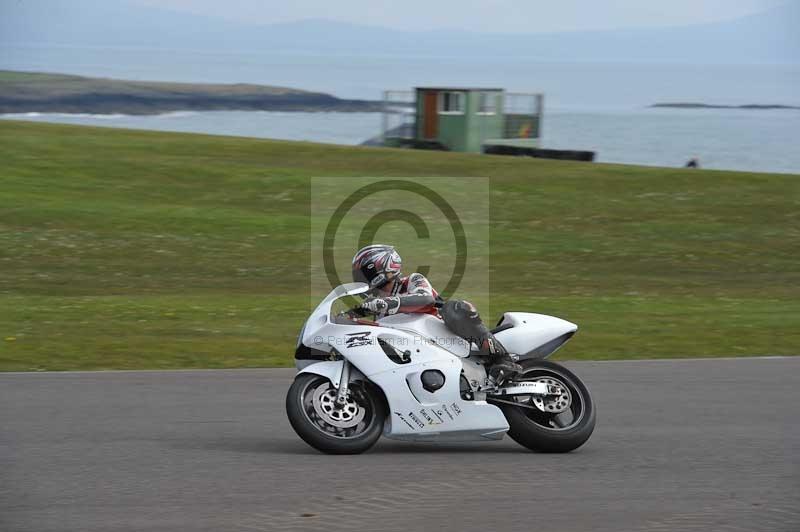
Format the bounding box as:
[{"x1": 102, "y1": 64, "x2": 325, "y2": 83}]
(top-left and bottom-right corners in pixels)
[{"x1": 133, "y1": 0, "x2": 786, "y2": 33}]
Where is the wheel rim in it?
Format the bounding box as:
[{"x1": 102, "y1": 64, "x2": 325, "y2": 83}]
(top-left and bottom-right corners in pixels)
[
  {"x1": 529, "y1": 376, "x2": 572, "y2": 414},
  {"x1": 511, "y1": 367, "x2": 586, "y2": 432},
  {"x1": 299, "y1": 377, "x2": 376, "y2": 439},
  {"x1": 312, "y1": 384, "x2": 366, "y2": 428}
]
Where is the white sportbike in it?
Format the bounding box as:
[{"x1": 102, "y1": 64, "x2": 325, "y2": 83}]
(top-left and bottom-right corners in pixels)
[{"x1": 287, "y1": 283, "x2": 596, "y2": 454}]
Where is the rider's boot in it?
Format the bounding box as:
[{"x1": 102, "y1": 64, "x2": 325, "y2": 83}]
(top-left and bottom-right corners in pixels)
[
  {"x1": 440, "y1": 299, "x2": 522, "y2": 385},
  {"x1": 481, "y1": 336, "x2": 522, "y2": 385}
]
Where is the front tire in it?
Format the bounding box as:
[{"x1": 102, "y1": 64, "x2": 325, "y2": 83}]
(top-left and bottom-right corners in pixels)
[
  {"x1": 286, "y1": 373, "x2": 386, "y2": 454},
  {"x1": 495, "y1": 360, "x2": 596, "y2": 453}
]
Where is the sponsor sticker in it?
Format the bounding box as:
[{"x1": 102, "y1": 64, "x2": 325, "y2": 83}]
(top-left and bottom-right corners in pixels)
[
  {"x1": 394, "y1": 411, "x2": 416, "y2": 430},
  {"x1": 419, "y1": 408, "x2": 443, "y2": 425},
  {"x1": 441, "y1": 405, "x2": 455, "y2": 420},
  {"x1": 408, "y1": 411, "x2": 425, "y2": 428},
  {"x1": 430, "y1": 408, "x2": 446, "y2": 423}
]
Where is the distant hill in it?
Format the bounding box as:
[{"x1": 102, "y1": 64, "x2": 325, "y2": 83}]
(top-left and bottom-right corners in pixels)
[
  {"x1": 1, "y1": 0, "x2": 798, "y2": 64},
  {"x1": 0, "y1": 71, "x2": 380, "y2": 114}
]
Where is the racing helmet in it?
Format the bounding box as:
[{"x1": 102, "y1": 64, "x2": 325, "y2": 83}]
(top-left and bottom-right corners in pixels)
[{"x1": 352, "y1": 244, "x2": 402, "y2": 289}]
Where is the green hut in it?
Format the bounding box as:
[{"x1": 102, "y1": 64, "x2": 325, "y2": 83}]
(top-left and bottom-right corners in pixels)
[{"x1": 382, "y1": 87, "x2": 543, "y2": 153}]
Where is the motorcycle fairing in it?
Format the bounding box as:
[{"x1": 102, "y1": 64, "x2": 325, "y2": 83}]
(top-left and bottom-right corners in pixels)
[
  {"x1": 493, "y1": 312, "x2": 578, "y2": 360},
  {"x1": 376, "y1": 313, "x2": 471, "y2": 357},
  {"x1": 301, "y1": 323, "x2": 509, "y2": 441}
]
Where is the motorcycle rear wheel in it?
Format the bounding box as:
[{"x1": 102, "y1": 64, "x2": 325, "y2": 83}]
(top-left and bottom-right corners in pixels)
[
  {"x1": 495, "y1": 360, "x2": 596, "y2": 453},
  {"x1": 286, "y1": 373, "x2": 386, "y2": 455}
]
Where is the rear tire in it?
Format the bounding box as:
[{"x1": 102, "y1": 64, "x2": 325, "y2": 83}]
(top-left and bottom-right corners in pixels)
[
  {"x1": 496, "y1": 360, "x2": 596, "y2": 453},
  {"x1": 286, "y1": 373, "x2": 386, "y2": 455}
]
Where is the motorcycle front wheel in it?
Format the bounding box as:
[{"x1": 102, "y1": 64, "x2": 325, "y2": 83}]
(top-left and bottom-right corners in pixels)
[
  {"x1": 493, "y1": 360, "x2": 596, "y2": 453},
  {"x1": 286, "y1": 373, "x2": 386, "y2": 454}
]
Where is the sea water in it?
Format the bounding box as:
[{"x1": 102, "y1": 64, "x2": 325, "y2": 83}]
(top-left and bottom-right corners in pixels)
[{"x1": 2, "y1": 46, "x2": 798, "y2": 173}]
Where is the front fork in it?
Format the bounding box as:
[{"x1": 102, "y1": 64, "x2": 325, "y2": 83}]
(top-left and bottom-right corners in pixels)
[{"x1": 335, "y1": 360, "x2": 351, "y2": 406}]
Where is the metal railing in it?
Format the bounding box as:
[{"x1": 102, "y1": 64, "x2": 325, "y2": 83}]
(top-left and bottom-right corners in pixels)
[{"x1": 381, "y1": 90, "x2": 415, "y2": 142}]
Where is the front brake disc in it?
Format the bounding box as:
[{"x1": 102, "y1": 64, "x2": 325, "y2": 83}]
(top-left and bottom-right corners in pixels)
[{"x1": 312, "y1": 384, "x2": 365, "y2": 428}]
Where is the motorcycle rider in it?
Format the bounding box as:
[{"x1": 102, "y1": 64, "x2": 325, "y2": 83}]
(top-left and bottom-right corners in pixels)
[{"x1": 351, "y1": 244, "x2": 522, "y2": 383}]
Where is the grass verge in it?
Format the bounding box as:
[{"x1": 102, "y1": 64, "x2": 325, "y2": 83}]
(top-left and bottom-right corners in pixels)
[{"x1": 0, "y1": 120, "x2": 798, "y2": 370}]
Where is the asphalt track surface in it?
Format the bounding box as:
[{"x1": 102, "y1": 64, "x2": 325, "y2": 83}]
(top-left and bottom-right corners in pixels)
[{"x1": 2, "y1": 358, "x2": 798, "y2": 532}]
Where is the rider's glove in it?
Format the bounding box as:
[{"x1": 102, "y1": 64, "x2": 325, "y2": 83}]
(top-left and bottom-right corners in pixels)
[{"x1": 360, "y1": 296, "x2": 400, "y2": 316}]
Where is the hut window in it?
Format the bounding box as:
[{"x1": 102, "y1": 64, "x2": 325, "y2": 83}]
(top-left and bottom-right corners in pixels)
[
  {"x1": 477, "y1": 92, "x2": 497, "y2": 114},
  {"x1": 439, "y1": 92, "x2": 465, "y2": 114}
]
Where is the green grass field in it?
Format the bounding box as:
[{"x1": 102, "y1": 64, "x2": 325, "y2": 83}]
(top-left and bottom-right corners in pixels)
[{"x1": 0, "y1": 120, "x2": 798, "y2": 371}]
